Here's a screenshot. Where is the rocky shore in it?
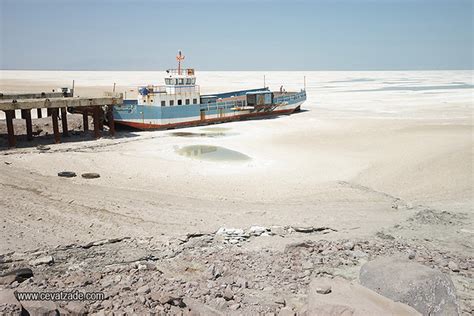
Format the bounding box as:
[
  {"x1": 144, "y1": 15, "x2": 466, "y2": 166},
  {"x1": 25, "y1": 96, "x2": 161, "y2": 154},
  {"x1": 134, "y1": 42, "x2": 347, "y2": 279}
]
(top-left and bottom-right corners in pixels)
[{"x1": 1, "y1": 224, "x2": 472, "y2": 315}]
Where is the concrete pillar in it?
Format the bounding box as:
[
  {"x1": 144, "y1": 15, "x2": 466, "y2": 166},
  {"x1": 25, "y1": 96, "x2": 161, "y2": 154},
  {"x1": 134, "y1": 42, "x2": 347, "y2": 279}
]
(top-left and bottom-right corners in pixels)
[
  {"x1": 60, "y1": 107, "x2": 69, "y2": 137},
  {"x1": 51, "y1": 108, "x2": 60, "y2": 144},
  {"x1": 37, "y1": 108, "x2": 42, "y2": 118},
  {"x1": 83, "y1": 111, "x2": 89, "y2": 132},
  {"x1": 21, "y1": 109, "x2": 33, "y2": 141},
  {"x1": 5, "y1": 110, "x2": 16, "y2": 148}
]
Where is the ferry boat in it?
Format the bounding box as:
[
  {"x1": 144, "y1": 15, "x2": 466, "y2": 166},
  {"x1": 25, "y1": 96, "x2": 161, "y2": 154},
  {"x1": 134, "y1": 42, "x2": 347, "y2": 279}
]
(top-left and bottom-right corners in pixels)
[{"x1": 113, "y1": 51, "x2": 307, "y2": 130}]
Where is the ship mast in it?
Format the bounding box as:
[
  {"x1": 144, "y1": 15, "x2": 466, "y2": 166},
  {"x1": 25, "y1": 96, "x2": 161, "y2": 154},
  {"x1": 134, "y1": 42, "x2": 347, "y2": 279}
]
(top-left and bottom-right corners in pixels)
[{"x1": 176, "y1": 50, "x2": 185, "y2": 75}]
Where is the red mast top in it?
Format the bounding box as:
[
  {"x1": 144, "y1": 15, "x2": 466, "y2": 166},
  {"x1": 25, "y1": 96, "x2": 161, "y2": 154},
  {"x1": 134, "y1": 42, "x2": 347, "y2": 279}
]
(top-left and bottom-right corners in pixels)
[{"x1": 176, "y1": 50, "x2": 185, "y2": 75}]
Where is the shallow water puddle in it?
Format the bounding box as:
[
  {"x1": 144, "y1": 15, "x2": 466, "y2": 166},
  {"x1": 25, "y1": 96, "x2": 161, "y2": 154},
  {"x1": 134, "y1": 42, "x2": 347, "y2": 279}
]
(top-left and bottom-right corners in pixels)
[
  {"x1": 199, "y1": 127, "x2": 231, "y2": 132},
  {"x1": 176, "y1": 145, "x2": 250, "y2": 162},
  {"x1": 169, "y1": 127, "x2": 233, "y2": 138},
  {"x1": 169, "y1": 131, "x2": 227, "y2": 138}
]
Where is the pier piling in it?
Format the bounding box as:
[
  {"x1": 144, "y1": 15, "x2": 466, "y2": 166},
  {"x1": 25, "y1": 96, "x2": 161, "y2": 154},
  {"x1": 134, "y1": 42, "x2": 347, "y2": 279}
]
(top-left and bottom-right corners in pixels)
[
  {"x1": 60, "y1": 107, "x2": 69, "y2": 137},
  {"x1": 21, "y1": 109, "x2": 33, "y2": 141},
  {"x1": 82, "y1": 112, "x2": 89, "y2": 132},
  {"x1": 51, "y1": 108, "x2": 60, "y2": 144},
  {"x1": 5, "y1": 110, "x2": 16, "y2": 148},
  {"x1": 37, "y1": 108, "x2": 42, "y2": 118}
]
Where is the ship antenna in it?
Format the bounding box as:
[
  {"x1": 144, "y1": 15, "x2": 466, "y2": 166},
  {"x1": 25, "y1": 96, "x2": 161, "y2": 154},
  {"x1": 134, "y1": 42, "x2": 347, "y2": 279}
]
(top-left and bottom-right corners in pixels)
[{"x1": 176, "y1": 50, "x2": 185, "y2": 75}]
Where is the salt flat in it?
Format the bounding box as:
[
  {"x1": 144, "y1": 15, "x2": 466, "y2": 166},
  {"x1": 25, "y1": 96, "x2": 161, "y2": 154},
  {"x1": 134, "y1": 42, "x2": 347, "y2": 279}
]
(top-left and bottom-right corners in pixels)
[{"x1": 0, "y1": 70, "x2": 472, "y2": 251}]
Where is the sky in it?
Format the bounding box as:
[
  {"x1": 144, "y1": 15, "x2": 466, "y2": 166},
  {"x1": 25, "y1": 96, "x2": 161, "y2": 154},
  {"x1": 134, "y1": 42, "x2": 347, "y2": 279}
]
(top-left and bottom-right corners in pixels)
[{"x1": 0, "y1": 0, "x2": 472, "y2": 70}]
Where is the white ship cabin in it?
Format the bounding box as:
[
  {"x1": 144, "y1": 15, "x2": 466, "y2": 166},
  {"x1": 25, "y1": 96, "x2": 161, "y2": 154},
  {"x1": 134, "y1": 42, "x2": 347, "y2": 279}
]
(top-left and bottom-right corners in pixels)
[{"x1": 138, "y1": 68, "x2": 201, "y2": 107}]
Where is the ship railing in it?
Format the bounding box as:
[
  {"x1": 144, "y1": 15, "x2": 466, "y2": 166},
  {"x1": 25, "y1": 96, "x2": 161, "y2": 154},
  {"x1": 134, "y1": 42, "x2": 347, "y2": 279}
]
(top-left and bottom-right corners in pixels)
[
  {"x1": 166, "y1": 68, "x2": 195, "y2": 76},
  {"x1": 273, "y1": 91, "x2": 307, "y2": 104},
  {"x1": 200, "y1": 99, "x2": 246, "y2": 111}
]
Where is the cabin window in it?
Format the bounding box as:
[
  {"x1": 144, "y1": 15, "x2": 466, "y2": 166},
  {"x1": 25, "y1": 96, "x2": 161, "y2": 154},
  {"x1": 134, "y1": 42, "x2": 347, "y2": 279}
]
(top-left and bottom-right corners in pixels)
[
  {"x1": 193, "y1": 98, "x2": 197, "y2": 104},
  {"x1": 161, "y1": 101, "x2": 166, "y2": 107},
  {"x1": 177, "y1": 99, "x2": 182, "y2": 105},
  {"x1": 170, "y1": 100, "x2": 174, "y2": 106},
  {"x1": 179, "y1": 79, "x2": 184, "y2": 85},
  {"x1": 186, "y1": 78, "x2": 191, "y2": 85},
  {"x1": 185, "y1": 99, "x2": 190, "y2": 105}
]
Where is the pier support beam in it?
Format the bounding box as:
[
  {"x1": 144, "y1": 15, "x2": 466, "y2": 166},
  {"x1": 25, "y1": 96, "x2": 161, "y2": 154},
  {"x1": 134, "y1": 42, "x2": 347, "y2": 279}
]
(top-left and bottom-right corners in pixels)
[
  {"x1": 83, "y1": 112, "x2": 89, "y2": 132},
  {"x1": 37, "y1": 108, "x2": 42, "y2": 118},
  {"x1": 107, "y1": 105, "x2": 115, "y2": 136},
  {"x1": 60, "y1": 107, "x2": 69, "y2": 137},
  {"x1": 21, "y1": 109, "x2": 33, "y2": 141},
  {"x1": 47, "y1": 108, "x2": 52, "y2": 117},
  {"x1": 5, "y1": 110, "x2": 16, "y2": 148},
  {"x1": 92, "y1": 106, "x2": 101, "y2": 139},
  {"x1": 51, "y1": 108, "x2": 60, "y2": 144}
]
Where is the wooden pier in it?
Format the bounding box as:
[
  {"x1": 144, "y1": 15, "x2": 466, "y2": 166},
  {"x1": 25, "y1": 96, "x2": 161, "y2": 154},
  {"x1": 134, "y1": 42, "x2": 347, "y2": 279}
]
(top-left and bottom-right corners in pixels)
[{"x1": 0, "y1": 91, "x2": 123, "y2": 148}]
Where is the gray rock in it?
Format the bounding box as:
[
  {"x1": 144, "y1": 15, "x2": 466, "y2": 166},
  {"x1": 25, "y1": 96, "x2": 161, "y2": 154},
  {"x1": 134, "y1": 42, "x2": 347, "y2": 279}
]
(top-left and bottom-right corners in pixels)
[
  {"x1": 343, "y1": 241, "x2": 355, "y2": 251},
  {"x1": 214, "y1": 297, "x2": 227, "y2": 310},
  {"x1": 207, "y1": 264, "x2": 222, "y2": 280},
  {"x1": 0, "y1": 274, "x2": 16, "y2": 286},
  {"x1": 223, "y1": 286, "x2": 234, "y2": 301},
  {"x1": 448, "y1": 261, "x2": 459, "y2": 272},
  {"x1": 64, "y1": 301, "x2": 85, "y2": 314},
  {"x1": 183, "y1": 297, "x2": 223, "y2": 315},
  {"x1": 29, "y1": 255, "x2": 54, "y2": 266},
  {"x1": 150, "y1": 291, "x2": 171, "y2": 304},
  {"x1": 292, "y1": 226, "x2": 315, "y2": 233},
  {"x1": 315, "y1": 285, "x2": 332, "y2": 294},
  {"x1": 0, "y1": 289, "x2": 22, "y2": 313},
  {"x1": 350, "y1": 250, "x2": 368, "y2": 259},
  {"x1": 284, "y1": 241, "x2": 315, "y2": 252},
  {"x1": 234, "y1": 277, "x2": 248, "y2": 288},
  {"x1": 216, "y1": 227, "x2": 244, "y2": 236},
  {"x1": 360, "y1": 256, "x2": 459, "y2": 315},
  {"x1": 228, "y1": 303, "x2": 240, "y2": 310},
  {"x1": 137, "y1": 285, "x2": 151, "y2": 294},
  {"x1": 21, "y1": 300, "x2": 58, "y2": 316},
  {"x1": 408, "y1": 251, "x2": 416, "y2": 260},
  {"x1": 248, "y1": 226, "x2": 267, "y2": 236}
]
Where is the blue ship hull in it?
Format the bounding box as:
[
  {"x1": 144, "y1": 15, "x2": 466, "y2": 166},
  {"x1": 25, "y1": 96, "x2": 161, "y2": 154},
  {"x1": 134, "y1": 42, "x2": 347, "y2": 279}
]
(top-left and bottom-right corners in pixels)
[{"x1": 113, "y1": 89, "x2": 306, "y2": 130}]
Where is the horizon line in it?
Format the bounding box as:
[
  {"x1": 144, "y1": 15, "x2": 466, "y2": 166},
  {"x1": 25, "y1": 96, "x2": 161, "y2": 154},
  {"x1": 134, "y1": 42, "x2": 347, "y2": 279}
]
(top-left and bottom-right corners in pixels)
[{"x1": 1, "y1": 68, "x2": 473, "y2": 72}]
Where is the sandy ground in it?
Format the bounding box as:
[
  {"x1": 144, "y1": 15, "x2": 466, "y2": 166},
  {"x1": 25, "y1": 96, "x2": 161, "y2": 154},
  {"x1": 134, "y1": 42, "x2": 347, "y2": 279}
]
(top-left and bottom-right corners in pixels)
[{"x1": 0, "y1": 71, "x2": 473, "y2": 313}]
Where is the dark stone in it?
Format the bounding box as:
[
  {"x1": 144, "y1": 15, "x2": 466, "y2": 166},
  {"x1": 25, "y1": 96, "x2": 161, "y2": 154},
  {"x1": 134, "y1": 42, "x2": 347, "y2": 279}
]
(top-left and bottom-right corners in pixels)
[
  {"x1": 57, "y1": 171, "x2": 77, "y2": 178},
  {"x1": 81, "y1": 173, "x2": 100, "y2": 179},
  {"x1": 0, "y1": 268, "x2": 33, "y2": 284}
]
